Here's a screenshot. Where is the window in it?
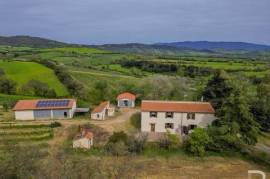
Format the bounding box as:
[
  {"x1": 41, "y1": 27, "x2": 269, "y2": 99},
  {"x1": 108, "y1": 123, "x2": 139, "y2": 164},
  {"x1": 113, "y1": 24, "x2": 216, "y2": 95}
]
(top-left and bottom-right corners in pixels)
[
  {"x1": 189, "y1": 125, "x2": 197, "y2": 130},
  {"x1": 165, "y1": 123, "x2": 174, "y2": 129},
  {"x1": 150, "y1": 112, "x2": 157, "y2": 118},
  {"x1": 187, "y1": 113, "x2": 195, "y2": 120},
  {"x1": 165, "y1": 112, "x2": 174, "y2": 118}
]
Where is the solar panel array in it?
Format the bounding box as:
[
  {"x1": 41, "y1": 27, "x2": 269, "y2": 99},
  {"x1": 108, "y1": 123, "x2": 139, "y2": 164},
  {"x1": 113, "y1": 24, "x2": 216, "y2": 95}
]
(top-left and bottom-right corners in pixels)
[{"x1": 36, "y1": 100, "x2": 70, "y2": 108}]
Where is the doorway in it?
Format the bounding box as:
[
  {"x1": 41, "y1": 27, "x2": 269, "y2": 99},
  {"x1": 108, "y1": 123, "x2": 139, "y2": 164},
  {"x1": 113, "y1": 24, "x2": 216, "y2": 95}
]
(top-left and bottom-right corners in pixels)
[
  {"x1": 64, "y1": 112, "x2": 68, "y2": 118},
  {"x1": 150, "y1": 123, "x2": 155, "y2": 132},
  {"x1": 123, "y1": 100, "x2": 129, "y2": 107}
]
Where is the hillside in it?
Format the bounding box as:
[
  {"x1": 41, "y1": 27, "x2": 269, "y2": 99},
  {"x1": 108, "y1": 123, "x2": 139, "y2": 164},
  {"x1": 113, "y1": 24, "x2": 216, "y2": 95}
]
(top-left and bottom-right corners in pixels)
[
  {"x1": 158, "y1": 41, "x2": 270, "y2": 51},
  {"x1": 0, "y1": 60, "x2": 68, "y2": 96},
  {"x1": 0, "y1": 35, "x2": 69, "y2": 48}
]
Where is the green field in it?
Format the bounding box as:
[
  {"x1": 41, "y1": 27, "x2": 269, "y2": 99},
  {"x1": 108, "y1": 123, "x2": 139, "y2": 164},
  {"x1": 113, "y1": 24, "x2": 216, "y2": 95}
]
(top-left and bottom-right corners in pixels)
[{"x1": 0, "y1": 60, "x2": 68, "y2": 96}]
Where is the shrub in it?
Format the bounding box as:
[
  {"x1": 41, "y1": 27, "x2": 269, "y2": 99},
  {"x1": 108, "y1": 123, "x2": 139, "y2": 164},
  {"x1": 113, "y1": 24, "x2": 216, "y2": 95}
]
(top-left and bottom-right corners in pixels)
[
  {"x1": 105, "y1": 141, "x2": 128, "y2": 156},
  {"x1": 167, "y1": 132, "x2": 181, "y2": 149},
  {"x1": 127, "y1": 133, "x2": 147, "y2": 154},
  {"x1": 50, "y1": 122, "x2": 62, "y2": 128},
  {"x1": 184, "y1": 128, "x2": 211, "y2": 157},
  {"x1": 158, "y1": 132, "x2": 181, "y2": 150},
  {"x1": 108, "y1": 131, "x2": 128, "y2": 144},
  {"x1": 130, "y1": 112, "x2": 141, "y2": 129}
]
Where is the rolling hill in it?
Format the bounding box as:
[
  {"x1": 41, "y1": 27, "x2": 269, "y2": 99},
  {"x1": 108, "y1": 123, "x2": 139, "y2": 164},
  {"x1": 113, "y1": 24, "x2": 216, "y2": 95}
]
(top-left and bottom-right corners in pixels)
[
  {"x1": 1, "y1": 35, "x2": 270, "y2": 58},
  {"x1": 0, "y1": 60, "x2": 68, "y2": 96},
  {"x1": 157, "y1": 41, "x2": 270, "y2": 51},
  {"x1": 0, "y1": 35, "x2": 69, "y2": 48}
]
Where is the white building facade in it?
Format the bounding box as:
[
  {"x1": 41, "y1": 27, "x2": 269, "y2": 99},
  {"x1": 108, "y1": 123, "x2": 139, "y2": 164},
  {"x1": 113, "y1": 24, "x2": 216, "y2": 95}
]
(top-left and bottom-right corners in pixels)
[
  {"x1": 141, "y1": 100, "x2": 216, "y2": 135},
  {"x1": 91, "y1": 101, "x2": 115, "y2": 120},
  {"x1": 13, "y1": 99, "x2": 76, "y2": 120}
]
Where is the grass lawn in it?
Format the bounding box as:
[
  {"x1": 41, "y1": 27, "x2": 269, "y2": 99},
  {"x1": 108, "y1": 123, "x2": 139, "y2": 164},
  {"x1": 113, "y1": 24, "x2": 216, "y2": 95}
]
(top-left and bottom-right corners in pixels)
[{"x1": 0, "y1": 60, "x2": 68, "y2": 96}]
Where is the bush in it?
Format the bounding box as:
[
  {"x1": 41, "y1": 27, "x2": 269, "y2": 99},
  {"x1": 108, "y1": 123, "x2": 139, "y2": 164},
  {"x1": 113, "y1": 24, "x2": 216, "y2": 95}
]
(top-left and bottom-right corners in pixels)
[
  {"x1": 0, "y1": 77, "x2": 17, "y2": 95},
  {"x1": 127, "y1": 133, "x2": 147, "y2": 154},
  {"x1": 108, "y1": 131, "x2": 128, "y2": 144},
  {"x1": 130, "y1": 112, "x2": 141, "y2": 129},
  {"x1": 158, "y1": 132, "x2": 181, "y2": 150},
  {"x1": 50, "y1": 122, "x2": 62, "y2": 128},
  {"x1": 105, "y1": 141, "x2": 128, "y2": 156},
  {"x1": 184, "y1": 128, "x2": 211, "y2": 157},
  {"x1": 20, "y1": 80, "x2": 56, "y2": 97}
]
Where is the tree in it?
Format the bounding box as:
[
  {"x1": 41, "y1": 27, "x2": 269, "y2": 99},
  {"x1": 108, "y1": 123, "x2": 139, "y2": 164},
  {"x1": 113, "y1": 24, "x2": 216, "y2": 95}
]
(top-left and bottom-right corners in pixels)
[
  {"x1": 251, "y1": 83, "x2": 270, "y2": 131},
  {"x1": 218, "y1": 85, "x2": 259, "y2": 145},
  {"x1": 21, "y1": 80, "x2": 56, "y2": 97},
  {"x1": 202, "y1": 70, "x2": 233, "y2": 114},
  {"x1": 0, "y1": 77, "x2": 17, "y2": 94},
  {"x1": 184, "y1": 128, "x2": 211, "y2": 157}
]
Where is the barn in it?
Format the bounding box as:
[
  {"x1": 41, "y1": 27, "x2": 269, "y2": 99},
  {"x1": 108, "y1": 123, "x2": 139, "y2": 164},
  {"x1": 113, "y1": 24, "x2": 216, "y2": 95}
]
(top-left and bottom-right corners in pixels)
[
  {"x1": 13, "y1": 99, "x2": 76, "y2": 120},
  {"x1": 117, "y1": 92, "x2": 136, "y2": 108}
]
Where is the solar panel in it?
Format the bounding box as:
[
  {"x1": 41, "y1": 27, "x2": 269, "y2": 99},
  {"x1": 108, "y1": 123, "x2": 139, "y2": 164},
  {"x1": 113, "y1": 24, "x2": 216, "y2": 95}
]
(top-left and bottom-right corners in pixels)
[{"x1": 36, "y1": 100, "x2": 70, "y2": 108}]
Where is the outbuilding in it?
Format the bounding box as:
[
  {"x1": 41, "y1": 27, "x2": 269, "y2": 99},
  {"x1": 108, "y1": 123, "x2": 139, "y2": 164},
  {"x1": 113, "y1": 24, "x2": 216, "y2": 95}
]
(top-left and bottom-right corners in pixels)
[
  {"x1": 73, "y1": 129, "x2": 93, "y2": 149},
  {"x1": 13, "y1": 99, "x2": 76, "y2": 120},
  {"x1": 117, "y1": 92, "x2": 136, "y2": 108},
  {"x1": 91, "y1": 101, "x2": 115, "y2": 120}
]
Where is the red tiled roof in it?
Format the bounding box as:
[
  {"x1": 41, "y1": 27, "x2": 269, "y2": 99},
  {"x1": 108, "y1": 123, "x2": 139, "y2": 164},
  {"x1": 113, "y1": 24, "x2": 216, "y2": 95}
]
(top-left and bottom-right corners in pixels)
[
  {"x1": 117, "y1": 92, "x2": 136, "y2": 100},
  {"x1": 141, "y1": 100, "x2": 215, "y2": 113},
  {"x1": 92, "y1": 101, "x2": 109, "y2": 113},
  {"x1": 13, "y1": 99, "x2": 76, "y2": 111},
  {"x1": 84, "y1": 131, "x2": 93, "y2": 139},
  {"x1": 74, "y1": 129, "x2": 93, "y2": 140}
]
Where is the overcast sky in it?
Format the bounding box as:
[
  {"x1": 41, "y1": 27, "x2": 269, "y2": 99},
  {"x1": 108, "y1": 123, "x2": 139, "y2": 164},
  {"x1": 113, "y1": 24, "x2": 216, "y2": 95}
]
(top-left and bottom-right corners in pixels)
[{"x1": 0, "y1": 0, "x2": 269, "y2": 45}]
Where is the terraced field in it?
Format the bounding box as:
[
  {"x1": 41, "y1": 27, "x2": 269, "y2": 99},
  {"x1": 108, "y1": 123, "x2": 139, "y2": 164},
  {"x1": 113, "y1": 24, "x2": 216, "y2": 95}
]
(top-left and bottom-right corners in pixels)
[{"x1": 0, "y1": 122, "x2": 54, "y2": 143}]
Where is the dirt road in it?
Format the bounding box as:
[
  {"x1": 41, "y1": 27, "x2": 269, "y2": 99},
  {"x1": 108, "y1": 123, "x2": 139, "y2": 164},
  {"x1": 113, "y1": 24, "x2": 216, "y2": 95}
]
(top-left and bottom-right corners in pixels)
[{"x1": 90, "y1": 108, "x2": 139, "y2": 133}]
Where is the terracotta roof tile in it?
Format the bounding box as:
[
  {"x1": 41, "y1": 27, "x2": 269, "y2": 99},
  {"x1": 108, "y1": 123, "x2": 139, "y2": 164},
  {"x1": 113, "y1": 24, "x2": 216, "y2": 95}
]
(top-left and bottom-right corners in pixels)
[
  {"x1": 13, "y1": 99, "x2": 76, "y2": 111},
  {"x1": 117, "y1": 92, "x2": 136, "y2": 100},
  {"x1": 141, "y1": 100, "x2": 215, "y2": 113},
  {"x1": 92, "y1": 101, "x2": 109, "y2": 113}
]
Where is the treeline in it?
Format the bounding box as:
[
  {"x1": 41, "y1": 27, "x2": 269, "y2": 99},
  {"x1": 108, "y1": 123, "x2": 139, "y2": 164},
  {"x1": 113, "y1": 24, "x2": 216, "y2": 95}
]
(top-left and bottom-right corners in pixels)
[
  {"x1": 37, "y1": 60, "x2": 88, "y2": 100},
  {"x1": 120, "y1": 60, "x2": 178, "y2": 73},
  {"x1": 119, "y1": 60, "x2": 216, "y2": 77}
]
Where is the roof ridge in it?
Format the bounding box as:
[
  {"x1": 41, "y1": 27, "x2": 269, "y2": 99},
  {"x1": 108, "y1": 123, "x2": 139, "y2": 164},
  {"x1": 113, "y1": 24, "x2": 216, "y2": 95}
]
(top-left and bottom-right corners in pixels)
[{"x1": 142, "y1": 100, "x2": 211, "y2": 104}]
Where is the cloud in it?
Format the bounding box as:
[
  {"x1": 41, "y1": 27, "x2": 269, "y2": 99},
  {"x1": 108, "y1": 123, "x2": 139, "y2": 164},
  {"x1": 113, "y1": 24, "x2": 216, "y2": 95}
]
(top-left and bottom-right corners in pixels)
[{"x1": 0, "y1": 0, "x2": 269, "y2": 44}]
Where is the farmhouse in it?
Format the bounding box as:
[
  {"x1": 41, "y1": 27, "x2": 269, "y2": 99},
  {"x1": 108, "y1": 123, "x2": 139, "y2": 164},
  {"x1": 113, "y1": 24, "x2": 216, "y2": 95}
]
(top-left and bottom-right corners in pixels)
[
  {"x1": 73, "y1": 129, "x2": 93, "y2": 149},
  {"x1": 141, "y1": 100, "x2": 216, "y2": 135},
  {"x1": 117, "y1": 92, "x2": 136, "y2": 108},
  {"x1": 13, "y1": 99, "x2": 76, "y2": 120},
  {"x1": 91, "y1": 101, "x2": 115, "y2": 120}
]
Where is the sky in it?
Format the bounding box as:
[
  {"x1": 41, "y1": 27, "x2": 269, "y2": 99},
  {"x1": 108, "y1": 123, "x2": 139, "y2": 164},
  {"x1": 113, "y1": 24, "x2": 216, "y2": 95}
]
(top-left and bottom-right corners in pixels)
[{"x1": 0, "y1": 0, "x2": 270, "y2": 45}]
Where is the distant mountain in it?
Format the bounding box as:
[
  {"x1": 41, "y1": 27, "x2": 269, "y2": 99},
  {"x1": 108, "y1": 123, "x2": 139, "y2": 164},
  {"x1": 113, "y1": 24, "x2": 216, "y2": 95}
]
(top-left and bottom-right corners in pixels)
[
  {"x1": 1, "y1": 35, "x2": 269, "y2": 58},
  {"x1": 0, "y1": 35, "x2": 69, "y2": 48},
  {"x1": 157, "y1": 41, "x2": 270, "y2": 51}
]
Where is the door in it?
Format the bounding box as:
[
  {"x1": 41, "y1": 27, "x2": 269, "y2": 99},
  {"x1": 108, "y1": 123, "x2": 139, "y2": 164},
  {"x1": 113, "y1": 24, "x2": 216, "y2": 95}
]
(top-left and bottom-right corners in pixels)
[
  {"x1": 182, "y1": 126, "x2": 188, "y2": 135},
  {"x1": 150, "y1": 123, "x2": 155, "y2": 132},
  {"x1": 124, "y1": 100, "x2": 129, "y2": 107}
]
